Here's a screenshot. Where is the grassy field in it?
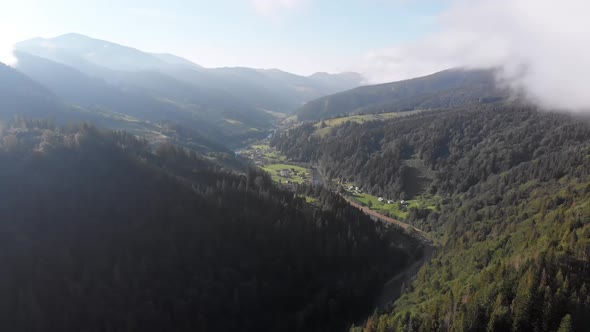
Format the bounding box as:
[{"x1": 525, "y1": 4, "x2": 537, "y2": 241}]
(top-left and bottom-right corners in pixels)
[
  {"x1": 261, "y1": 163, "x2": 311, "y2": 184},
  {"x1": 313, "y1": 110, "x2": 423, "y2": 137},
  {"x1": 342, "y1": 185, "x2": 439, "y2": 220},
  {"x1": 241, "y1": 142, "x2": 314, "y2": 185}
]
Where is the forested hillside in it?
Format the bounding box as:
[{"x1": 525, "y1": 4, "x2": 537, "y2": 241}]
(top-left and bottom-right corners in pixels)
[
  {"x1": 272, "y1": 105, "x2": 590, "y2": 331},
  {"x1": 366, "y1": 142, "x2": 590, "y2": 332},
  {"x1": 273, "y1": 106, "x2": 590, "y2": 202},
  {"x1": 0, "y1": 119, "x2": 421, "y2": 331},
  {"x1": 295, "y1": 69, "x2": 507, "y2": 122}
]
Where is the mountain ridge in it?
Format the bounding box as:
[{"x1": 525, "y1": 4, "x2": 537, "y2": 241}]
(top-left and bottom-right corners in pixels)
[
  {"x1": 15, "y1": 33, "x2": 363, "y2": 114},
  {"x1": 295, "y1": 68, "x2": 509, "y2": 121}
]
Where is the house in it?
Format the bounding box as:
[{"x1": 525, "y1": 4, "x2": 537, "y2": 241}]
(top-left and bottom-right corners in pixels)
[
  {"x1": 387, "y1": 200, "x2": 393, "y2": 204},
  {"x1": 348, "y1": 186, "x2": 354, "y2": 190},
  {"x1": 378, "y1": 197, "x2": 384, "y2": 202},
  {"x1": 355, "y1": 187, "x2": 359, "y2": 191}
]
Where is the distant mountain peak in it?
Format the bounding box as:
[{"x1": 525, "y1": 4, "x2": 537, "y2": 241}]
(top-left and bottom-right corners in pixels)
[{"x1": 16, "y1": 33, "x2": 169, "y2": 72}]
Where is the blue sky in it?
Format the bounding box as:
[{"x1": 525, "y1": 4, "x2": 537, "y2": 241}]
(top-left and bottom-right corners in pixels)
[
  {"x1": 2, "y1": 0, "x2": 588, "y2": 111},
  {"x1": 0, "y1": 0, "x2": 450, "y2": 74}
]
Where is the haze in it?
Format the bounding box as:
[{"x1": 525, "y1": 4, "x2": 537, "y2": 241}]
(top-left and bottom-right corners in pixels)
[{"x1": 1, "y1": 0, "x2": 589, "y2": 111}]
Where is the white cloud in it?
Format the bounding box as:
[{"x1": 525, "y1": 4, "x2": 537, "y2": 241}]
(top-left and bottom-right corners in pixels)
[
  {"x1": 0, "y1": 0, "x2": 41, "y2": 66},
  {"x1": 0, "y1": 27, "x2": 21, "y2": 66},
  {"x1": 251, "y1": 0, "x2": 308, "y2": 18},
  {"x1": 358, "y1": 0, "x2": 590, "y2": 112}
]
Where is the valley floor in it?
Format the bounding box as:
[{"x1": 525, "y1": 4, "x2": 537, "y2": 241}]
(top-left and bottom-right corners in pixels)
[{"x1": 239, "y1": 136, "x2": 436, "y2": 325}]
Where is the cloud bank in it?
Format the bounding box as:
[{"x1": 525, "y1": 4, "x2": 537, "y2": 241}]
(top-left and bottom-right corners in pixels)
[{"x1": 359, "y1": 0, "x2": 590, "y2": 112}]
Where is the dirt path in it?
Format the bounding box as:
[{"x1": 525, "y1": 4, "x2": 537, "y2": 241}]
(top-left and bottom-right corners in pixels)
[
  {"x1": 342, "y1": 196, "x2": 432, "y2": 245},
  {"x1": 344, "y1": 198, "x2": 420, "y2": 231}
]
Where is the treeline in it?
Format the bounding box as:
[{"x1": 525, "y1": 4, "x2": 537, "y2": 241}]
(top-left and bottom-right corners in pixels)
[
  {"x1": 272, "y1": 106, "x2": 590, "y2": 201},
  {"x1": 0, "y1": 119, "x2": 421, "y2": 331}
]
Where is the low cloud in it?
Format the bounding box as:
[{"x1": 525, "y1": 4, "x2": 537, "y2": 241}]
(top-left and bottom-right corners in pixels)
[
  {"x1": 0, "y1": 24, "x2": 19, "y2": 66},
  {"x1": 359, "y1": 0, "x2": 590, "y2": 112},
  {"x1": 0, "y1": 46, "x2": 17, "y2": 66}
]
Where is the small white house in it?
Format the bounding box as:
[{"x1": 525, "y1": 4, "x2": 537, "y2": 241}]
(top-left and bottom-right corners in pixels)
[
  {"x1": 387, "y1": 200, "x2": 393, "y2": 204},
  {"x1": 355, "y1": 187, "x2": 359, "y2": 191},
  {"x1": 378, "y1": 197, "x2": 384, "y2": 202},
  {"x1": 348, "y1": 186, "x2": 354, "y2": 190}
]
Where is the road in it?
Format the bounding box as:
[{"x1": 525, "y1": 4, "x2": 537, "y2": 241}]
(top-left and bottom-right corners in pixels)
[{"x1": 344, "y1": 198, "x2": 422, "y2": 232}]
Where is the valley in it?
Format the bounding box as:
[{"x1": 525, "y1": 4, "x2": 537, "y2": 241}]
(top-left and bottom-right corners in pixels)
[
  {"x1": 238, "y1": 121, "x2": 439, "y2": 320},
  {"x1": 1, "y1": 61, "x2": 588, "y2": 331},
  {"x1": 2, "y1": 2, "x2": 589, "y2": 331}
]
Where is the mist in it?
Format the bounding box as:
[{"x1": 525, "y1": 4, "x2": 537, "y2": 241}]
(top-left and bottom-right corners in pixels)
[
  {"x1": 0, "y1": 22, "x2": 19, "y2": 66},
  {"x1": 359, "y1": 0, "x2": 590, "y2": 112},
  {"x1": 0, "y1": 48, "x2": 17, "y2": 66}
]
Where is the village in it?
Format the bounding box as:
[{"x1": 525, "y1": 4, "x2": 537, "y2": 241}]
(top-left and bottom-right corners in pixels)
[
  {"x1": 342, "y1": 184, "x2": 409, "y2": 207},
  {"x1": 238, "y1": 143, "x2": 314, "y2": 185}
]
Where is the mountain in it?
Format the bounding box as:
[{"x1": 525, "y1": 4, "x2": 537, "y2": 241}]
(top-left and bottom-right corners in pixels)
[
  {"x1": 12, "y1": 50, "x2": 275, "y2": 148},
  {"x1": 16, "y1": 33, "x2": 174, "y2": 72},
  {"x1": 15, "y1": 33, "x2": 363, "y2": 114},
  {"x1": 0, "y1": 121, "x2": 421, "y2": 331},
  {"x1": 295, "y1": 68, "x2": 509, "y2": 121},
  {"x1": 0, "y1": 61, "x2": 66, "y2": 119},
  {"x1": 307, "y1": 71, "x2": 365, "y2": 92},
  {"x1": 1, "y1": 57, "x2": 230, "y2": 154},
  {"x1": 14, "y1": 51, "x2": 186, "y2": 121},
  {"x1": 271, "y1": 105, "x2": 590, "y2": 331},
  {"x1": 0, "y1": 61, "x2": 123, "y2": 126}
]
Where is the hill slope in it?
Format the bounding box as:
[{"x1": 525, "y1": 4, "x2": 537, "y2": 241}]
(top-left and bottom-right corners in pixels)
[
  {"x1": 0, "y1": 61, "x2": 70, "y2": 120},
  {"x1": 0, "y1": 121, "x2": 422, "y2": 331},
  {"x1": 1, "y1": 59, "x2": 231, "y2": 154},
  {"x1": 13, "y1": 51, "x2": 269, "y2": 148},
  {"x1": 296, "y1": 68, "x2": 508, "y2": 121},
  {"x1": 272, "y1": 105, "x2": 590, "y2": 331}
]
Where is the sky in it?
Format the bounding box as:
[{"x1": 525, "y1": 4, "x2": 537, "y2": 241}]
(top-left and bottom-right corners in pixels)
[
  {"x1": 0, "y1": 0, "x2": 448, "y2": 75},
  {"x1": 1, "y1": 0, "x2": 590, "y2": 111}
]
